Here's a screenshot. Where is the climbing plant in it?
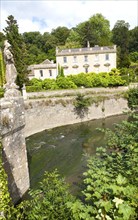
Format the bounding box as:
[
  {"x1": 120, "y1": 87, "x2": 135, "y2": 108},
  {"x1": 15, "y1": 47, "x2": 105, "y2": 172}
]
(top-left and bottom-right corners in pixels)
[{"x1": 0, "y1": 49, "x2": 5, "y2": 87}]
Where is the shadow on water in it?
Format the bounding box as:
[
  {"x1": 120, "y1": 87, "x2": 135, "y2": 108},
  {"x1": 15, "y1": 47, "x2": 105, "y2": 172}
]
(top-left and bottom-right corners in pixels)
[{"x1": 26, "y1": 114, "x2": 128, "y2": 194}]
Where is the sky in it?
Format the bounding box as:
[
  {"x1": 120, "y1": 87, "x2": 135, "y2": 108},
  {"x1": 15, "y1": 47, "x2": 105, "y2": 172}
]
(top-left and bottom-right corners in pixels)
[{"x1": 1, "y1": 0, "x2": 138, "y2": 34}]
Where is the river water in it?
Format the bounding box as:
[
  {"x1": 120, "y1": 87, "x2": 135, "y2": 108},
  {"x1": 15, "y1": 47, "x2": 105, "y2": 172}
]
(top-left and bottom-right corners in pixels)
[{"x1": 26, "y1": 114, "x2": 127, "y2": 193}]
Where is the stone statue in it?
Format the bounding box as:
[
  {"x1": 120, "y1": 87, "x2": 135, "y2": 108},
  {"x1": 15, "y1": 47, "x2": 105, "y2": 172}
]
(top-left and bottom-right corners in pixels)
[{"x1": 4, "y1": 40, "x2": 18, "y2": 89}]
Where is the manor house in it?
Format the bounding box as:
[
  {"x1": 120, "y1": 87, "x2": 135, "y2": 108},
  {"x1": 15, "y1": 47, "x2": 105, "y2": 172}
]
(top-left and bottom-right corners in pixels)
[{"x1": 28, "y1": 45, "x2": 116, "y2": 80}]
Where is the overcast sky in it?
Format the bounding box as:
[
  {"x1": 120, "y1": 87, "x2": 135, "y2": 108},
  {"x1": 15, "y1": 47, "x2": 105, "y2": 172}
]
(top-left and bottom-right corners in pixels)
[{"x1": 1, "y1": 0, "x2": 138, "y2": 34}]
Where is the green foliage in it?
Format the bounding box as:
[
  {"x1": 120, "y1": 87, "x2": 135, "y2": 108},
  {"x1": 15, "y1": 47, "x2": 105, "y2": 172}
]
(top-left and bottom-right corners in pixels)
[
  {"x1": 4, "y1": 15, "x2": 28, "y2": 88},
  {"x1": 0, "y1": 87, "x2": 4, "y2": 98},
  {"x1": 68, "y1": 71, "x2": 126, "y2": 88},
  {"x1": 0, "y1": 50, "x2": 5, "y2": 87},
  {"x1": 51, "y1": 26, "x2": 70, "y2": 46},
  {"x1": 112, "y1": 20, "x2": 130, "y2": 68},
  {"x1": 42, "y1": 78, "x2": 59, "y2": 90},
  {"x1": 127, "y1": 87, "x2": 138, "y2": 110},
  {"x1": 56, "y1": 77, "x2": 77, "y2": 89},
  {"x1": 128, "y1": 27, "x2": 138, "y2": 53},
  {"x1": 26, "y1": 85, "x2": 43, "y2": 93},
  {"x1": 26, "y1": 170, "x2": 75, "y2": 220},
  {"x1": 74, "y1": 93, "x2": 91, "y2": 119},
  {"x1": 57, "y1": 64, "x2": 65, "y2": 78},
  {"x1": 129, "y1": 52, "x2": 138, "y2": 63},
  {"x1": 26, "y1": 69, "x2": 127, "y2": 93},
  {"x1": 76, "y1": 13, "x2": 111, "y2": 47},
  {"x1": 26, "y1": 78, "x2": 43, "y2": 92},
  {"x1": 81, "y1": 113, "x2": 138, "y2": 219}
]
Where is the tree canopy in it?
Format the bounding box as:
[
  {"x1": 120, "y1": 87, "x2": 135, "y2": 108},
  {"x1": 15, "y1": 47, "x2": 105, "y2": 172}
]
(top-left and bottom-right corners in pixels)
[{"x1": 3, "y1": 15, "x2": 28, "y2": 88}]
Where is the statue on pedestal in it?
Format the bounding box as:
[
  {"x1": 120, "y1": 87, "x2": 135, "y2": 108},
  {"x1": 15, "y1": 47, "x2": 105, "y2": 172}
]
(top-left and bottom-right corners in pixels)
[{"x1": 4, "y1": 40, "x2": 20, "y2": 97}]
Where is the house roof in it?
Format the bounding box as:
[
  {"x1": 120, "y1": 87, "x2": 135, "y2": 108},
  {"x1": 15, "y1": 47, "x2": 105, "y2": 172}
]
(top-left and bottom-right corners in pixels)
[
  {"x1": 56, "y1": 45, "x2": 116, "y2": 56},
  {"x1": 41, "y1": 59, "x2": 53, "y2": 64}
]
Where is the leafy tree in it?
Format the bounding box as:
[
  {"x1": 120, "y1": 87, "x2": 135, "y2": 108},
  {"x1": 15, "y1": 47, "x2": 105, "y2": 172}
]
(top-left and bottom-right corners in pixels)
[
  {"x1": 65, "y1": 29, "x2": 81, "y2": 48},
  {"x1": 129, "y1": 26, "x2": 138, "y2": 53},
  {"x1": 129, "y1": 51, "x2": 138, "y2": 63},
  {"x1": 51, "y1": 26, "x2": 70, "y2": 46},
  {"x1": 76, "y1": 13, "x2": 111, "y2": 47},
  {"x1": 0, "y1": 32, "x2": 6, "y2": 48},
  {"x1": 112, "y1": 20, "x2": 130, "y2": 68},
  {"x1": 3, "y1": 15, "x2": 28, "y2": 88}
]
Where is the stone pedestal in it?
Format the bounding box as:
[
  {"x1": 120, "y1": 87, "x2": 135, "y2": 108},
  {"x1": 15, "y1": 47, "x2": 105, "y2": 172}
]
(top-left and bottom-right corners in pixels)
[{"x1": 0, "y1": 90, "x2": 30, "y2": 204}]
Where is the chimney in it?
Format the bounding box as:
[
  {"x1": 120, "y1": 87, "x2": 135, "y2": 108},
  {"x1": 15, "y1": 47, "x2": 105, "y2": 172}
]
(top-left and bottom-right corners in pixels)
[{"x1": 87, "y1": 41, "x2": 90, "y2": 48}]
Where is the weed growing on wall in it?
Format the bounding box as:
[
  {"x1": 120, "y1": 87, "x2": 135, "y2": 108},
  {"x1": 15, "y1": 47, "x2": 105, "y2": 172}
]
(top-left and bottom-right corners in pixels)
[{"x1": 74, "y1": 93, "x2": 91, "y2": 119}]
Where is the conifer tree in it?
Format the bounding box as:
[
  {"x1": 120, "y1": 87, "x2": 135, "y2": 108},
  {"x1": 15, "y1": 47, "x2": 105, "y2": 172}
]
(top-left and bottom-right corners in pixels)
[{"x1": 3, "y1": 15, "x2": 28, "y2": 88}]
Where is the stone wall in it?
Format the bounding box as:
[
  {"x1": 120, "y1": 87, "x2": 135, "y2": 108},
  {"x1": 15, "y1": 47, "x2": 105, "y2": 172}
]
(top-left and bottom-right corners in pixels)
[
  {"x1": 0, "y1": 96, "x2": 30, "y2": 204},
  {"x1": 24, "y1": 95, "x2": 129, "y2": 137}
]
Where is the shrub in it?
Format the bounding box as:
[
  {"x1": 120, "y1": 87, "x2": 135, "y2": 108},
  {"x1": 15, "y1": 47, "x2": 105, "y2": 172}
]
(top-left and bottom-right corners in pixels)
[
  {"x1": 29, "y1": 78, "x2": 42, "y2": 86},
  {"x1": 82, "y1": 113, "x2": 138, "y2": 219},
  {"x1": 74, "y1": 93, "x2": 91, "y2": 118},
  {"x1": 42, "y1": 78, "x2": 59, "y2": 90},
  {"x1": 68, "y1": 73, "x2": 91, "y2": 88},
  {"x1": 27, "y1": 170, "x2": 75, "y2": 220},
  {"x1": 26, "y1": 85, "x2": 43, "y2": 92},
  {"x1": 127, "y1": 86, "x2": 138, "y2": 110},
  {"x1": 56, "y1": 77, "x2": 77, "y2": 89}
]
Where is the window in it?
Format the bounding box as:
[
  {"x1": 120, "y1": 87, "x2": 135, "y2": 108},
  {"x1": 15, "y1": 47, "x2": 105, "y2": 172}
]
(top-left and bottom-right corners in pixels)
[
  {"x1": 73, "y1": 56, "x2": 77, "y2": 63},
  {"x1": 84, "y1": 55, "x2": 88, "y2": 62},
  {"x1": 105, "y1": 54, "x2": 109, "y2": 60},
  {"x1": 40, "y1": 70, "x2": 43, "y2": 77},
  {"x1": 49, "y1": 70, "x2": 52, "y2": 77},
  {"x1": 95, "y1": 54, "x2": 99, "y2": 61},
  {"x1": 85, "y1": 67, "x2": 88, "y2": 73},
  {"x1": 63, "y1": 57, "x2": 67, "y2": 63}
]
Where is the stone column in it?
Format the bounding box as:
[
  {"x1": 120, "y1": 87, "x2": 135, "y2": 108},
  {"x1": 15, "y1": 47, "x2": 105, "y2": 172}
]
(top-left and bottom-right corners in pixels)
[
  {"x1": 0, "y1": 40, "x2": 30, "y2": 204},
  {"x1": 0, "y1": 89, "x2": 30, "y2": 204}
]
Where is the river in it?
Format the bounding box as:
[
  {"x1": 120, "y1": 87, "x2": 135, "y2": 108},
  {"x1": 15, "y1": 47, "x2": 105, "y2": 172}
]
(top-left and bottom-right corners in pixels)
[{"x1": 26, "y1": 114, "x2": 127, "y2": 194}]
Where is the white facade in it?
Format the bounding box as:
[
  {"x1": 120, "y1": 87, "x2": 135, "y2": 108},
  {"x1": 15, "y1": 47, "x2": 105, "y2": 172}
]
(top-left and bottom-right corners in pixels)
[
  {"x1": 28, "y1": 59, "x2": 57, "y2": 80},
  {"x1": 56, "y1": 45, "x2": 116, "y2": 76},
  {"x1": 28, "y1": 45, "x2": 116, "y2": 80}
]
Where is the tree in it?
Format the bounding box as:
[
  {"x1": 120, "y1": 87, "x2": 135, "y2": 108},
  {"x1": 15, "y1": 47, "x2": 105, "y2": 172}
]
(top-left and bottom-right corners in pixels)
[
  {"x1": 0, "y1": 32, "x2": 6, "y2": 48},
  {"x1": 65, "y1": 29, "x2": 81, "y2": 48},
  {"x1": 112, "y1": 20, "x2": 130, "y2": 68},
  {"x1": 3, "y1": 15, "x2": 28, "y2": 88},
  {"x1": 51, "y1": 26, "x2": 70, "y2": 46},
  {"x1": 129, "y1": 26, "x2": 138, "y2": 53},
  {"x1": 76, "y1": 13, "x2": 111, "y2": 47}
]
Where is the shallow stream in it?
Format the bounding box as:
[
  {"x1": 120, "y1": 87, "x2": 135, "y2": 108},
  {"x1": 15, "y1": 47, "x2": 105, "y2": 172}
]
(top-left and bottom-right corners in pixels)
[{"x1": 26, "y1": 114, "x2": 127, "y2": 193}]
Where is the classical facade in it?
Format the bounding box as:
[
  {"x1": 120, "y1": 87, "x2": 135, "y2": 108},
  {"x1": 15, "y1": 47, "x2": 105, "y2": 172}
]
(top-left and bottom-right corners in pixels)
[{"x1": 28, "y1": 45, "x2": 116, "y2": 80}]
